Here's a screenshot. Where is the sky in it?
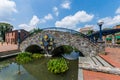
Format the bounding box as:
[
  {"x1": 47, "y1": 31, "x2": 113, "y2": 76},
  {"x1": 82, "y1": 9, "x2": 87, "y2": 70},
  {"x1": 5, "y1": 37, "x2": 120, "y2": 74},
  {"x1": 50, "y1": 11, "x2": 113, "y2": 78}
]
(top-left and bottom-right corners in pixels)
[{"x1": 0, "y1": 0, "x2": 120, "y2": 31}]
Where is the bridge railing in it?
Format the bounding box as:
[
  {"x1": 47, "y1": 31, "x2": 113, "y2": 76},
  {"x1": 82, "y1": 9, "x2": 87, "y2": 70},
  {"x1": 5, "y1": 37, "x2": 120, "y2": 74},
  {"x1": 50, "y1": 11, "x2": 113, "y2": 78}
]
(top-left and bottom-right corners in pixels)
[{"x1": 41, "y1": 27, "x2": 88, "y2": 38}]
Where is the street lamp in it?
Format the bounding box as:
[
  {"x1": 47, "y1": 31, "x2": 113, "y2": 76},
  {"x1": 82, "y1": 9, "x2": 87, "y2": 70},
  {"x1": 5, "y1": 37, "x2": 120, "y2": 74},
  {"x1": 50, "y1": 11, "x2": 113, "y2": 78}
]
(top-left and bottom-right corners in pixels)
[
  {"x1": 97, "y1": 21, "x2": 104, "y2": 41},
  {"x1": 18, "y1": 30, "x2": 21, "y2": 49}
]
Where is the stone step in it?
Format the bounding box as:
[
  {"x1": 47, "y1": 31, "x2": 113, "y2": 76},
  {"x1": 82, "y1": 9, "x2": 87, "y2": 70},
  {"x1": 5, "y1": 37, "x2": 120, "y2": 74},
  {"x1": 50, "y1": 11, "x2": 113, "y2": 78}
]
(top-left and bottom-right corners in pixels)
[
  {"x1": 95, "y1": 56, "x2": 113, "y2": 68},
  {"x1": 91, "y1": 57, "x2": 103, "y2": 66},
  {"x1": 87, "y1": 57, "x2": 96, "y2": 65},
  {"x1": 79, "y1": 57, "x2": 89, "y2": 63},
  {"x1": 79, "y1": 56, "x2": 113, "y2": 68}
]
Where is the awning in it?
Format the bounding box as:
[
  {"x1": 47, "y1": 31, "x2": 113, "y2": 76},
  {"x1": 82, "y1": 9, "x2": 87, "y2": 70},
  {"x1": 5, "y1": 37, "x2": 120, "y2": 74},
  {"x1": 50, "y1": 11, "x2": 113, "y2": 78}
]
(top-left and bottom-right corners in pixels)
[
  {"x1": 115, "y1": 36, "x2": 120, "y2": 39},
  {"x1": 106, "y1": 37, "x2": 112, "y2": 40}
]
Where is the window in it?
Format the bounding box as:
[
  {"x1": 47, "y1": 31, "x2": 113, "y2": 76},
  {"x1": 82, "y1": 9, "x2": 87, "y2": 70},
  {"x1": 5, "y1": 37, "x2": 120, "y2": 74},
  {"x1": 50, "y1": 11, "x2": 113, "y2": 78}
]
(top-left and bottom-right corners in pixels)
[{"x1": 12, "y1": 32, "x2": 13, "y2": 36}]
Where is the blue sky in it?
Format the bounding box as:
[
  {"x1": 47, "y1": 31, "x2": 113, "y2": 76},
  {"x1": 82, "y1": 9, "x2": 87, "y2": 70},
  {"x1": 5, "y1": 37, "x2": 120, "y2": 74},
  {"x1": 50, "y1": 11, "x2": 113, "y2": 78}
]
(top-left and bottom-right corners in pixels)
[{"x1": 0, "y1": 0, "x2": 120, "y2": 31}]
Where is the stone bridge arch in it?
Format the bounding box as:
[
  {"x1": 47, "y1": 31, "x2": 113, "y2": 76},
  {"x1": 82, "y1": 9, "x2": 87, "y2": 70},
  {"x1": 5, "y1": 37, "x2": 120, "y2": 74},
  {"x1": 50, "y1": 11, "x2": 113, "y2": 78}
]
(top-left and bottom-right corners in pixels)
[
  {"x1": 25, "y1": 44, "x2": 44, "y2": 53},
  {"x1": 20, "y1": 27, "x2": 105, "y2": 57},
  {"x1": 51, "y1": 44, "x2": 84, "y2": 57}
]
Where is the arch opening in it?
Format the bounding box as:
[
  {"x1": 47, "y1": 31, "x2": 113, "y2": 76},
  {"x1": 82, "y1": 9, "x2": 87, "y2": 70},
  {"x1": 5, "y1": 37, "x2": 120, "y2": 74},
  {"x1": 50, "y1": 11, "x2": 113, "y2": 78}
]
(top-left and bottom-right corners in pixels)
[
  {"x1": 25, "y1": 45, "x2": 44, "y2": 54},
  {"x1": 52, "y1": 45, "x2": 84, "y2": 59}
]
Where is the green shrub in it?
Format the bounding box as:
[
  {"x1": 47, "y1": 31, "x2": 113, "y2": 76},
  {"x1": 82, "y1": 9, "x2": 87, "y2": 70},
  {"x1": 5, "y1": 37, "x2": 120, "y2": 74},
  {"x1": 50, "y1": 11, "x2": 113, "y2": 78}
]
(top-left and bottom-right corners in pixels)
[
  {"x1": 62, "y1": 45, "x2": 73, "y2": 54},
  {"x1": 62, "y1": 45, "x2": 79, "y2": 54},
  {"x1": 32, "y1": 53, "x2": 44, "y2": 59},
  {"x1": 16, "y1": 52, "x2": 32, "y2": 64},
  {"x1": 47, "y1": 58, "x2": 69, "y2": 74}
]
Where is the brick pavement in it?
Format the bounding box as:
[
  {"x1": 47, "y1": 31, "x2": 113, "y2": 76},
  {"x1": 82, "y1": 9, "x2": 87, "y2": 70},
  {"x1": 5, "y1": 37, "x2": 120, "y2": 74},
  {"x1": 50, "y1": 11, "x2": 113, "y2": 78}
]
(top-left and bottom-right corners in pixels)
[
  {"x1": 83, "y1": 47, "x2": 120, "y2": 80},
  {"x1": 0, "y1": 42, "x2": 18, "y2": 52},
  {"x1": 100, "y1": 47, "x2": 120, "y2": 68},
  {"x1": 83, "y1": 70, "x2": 120, "y2": 80}
]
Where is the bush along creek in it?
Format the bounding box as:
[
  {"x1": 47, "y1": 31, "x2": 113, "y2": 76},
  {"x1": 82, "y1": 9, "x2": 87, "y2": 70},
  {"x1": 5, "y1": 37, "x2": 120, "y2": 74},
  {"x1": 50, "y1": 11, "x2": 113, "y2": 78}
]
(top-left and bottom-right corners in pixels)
[
  {"x1": 47, "y1": 58, "x2": 69, "y2": 74},
  {"x1": 16, "y1": 52, "x2": 44, "y2": 64},
  {"x1": 16, "y1": 52, "x2": 69, "y2": 74}
]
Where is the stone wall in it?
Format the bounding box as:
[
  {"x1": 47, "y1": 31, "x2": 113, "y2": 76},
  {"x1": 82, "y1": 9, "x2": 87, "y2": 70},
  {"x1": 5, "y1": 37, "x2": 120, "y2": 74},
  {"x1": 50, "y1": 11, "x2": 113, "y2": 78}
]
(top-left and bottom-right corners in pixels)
[{"x1": 20, "y1": 30, "x2": 105, "y2": 57}]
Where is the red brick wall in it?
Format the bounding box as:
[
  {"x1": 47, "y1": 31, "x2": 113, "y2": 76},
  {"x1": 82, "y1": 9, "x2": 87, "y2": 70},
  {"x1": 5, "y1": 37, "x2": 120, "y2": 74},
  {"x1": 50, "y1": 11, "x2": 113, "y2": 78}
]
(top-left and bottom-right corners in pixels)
[
  {"x1": 5, "y1": 31, "x2": 17, "y2": 44},
  {"x1": 5, "y1": 29, "x2": 29, "y2": 44}
]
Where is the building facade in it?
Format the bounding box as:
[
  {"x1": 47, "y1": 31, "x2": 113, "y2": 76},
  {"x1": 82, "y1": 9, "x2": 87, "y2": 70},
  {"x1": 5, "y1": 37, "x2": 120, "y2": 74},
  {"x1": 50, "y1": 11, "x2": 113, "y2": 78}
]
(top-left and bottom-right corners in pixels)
[
  {"x1": 105, "y1": 25, "x2": 120, "y2": 44},
  {"x1": 5, "y1": 29, "x2": 29, "y2": 44},
  {"x1": 79, "y1": 27, "x2": 94, "y2": 35},
  {"x1": 113, "y1": 25, "x2": 120, "y2": 29}
]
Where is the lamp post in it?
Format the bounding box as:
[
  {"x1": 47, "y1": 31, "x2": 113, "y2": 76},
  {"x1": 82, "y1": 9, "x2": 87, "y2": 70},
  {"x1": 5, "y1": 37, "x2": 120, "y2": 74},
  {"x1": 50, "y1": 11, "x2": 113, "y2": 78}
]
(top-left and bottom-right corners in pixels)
[
  {"x1": 18, "y1": 30, "x2": 21, "y2": 49},
  {"x1": 97, "y1": 21, "x2": 104, "y2": 41}
]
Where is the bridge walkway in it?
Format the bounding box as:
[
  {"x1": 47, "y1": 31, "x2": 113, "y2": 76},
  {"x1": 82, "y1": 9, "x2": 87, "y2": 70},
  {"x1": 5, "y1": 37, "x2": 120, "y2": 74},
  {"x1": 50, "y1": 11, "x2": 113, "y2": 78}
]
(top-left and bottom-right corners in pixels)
[{"x1": 78, "y1": 56, "x2": 114, "y2": 80}]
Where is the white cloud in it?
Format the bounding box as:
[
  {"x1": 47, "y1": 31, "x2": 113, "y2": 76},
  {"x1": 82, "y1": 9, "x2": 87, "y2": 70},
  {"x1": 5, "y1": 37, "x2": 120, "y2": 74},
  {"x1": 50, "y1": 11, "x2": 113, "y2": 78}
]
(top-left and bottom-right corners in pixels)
[
  {"x1": 19, "y1": 14, "x2": 53, "y2": 31},
  {"x1": 53, "y1": 7, "x2": 59, "y2": 16},
  {"x1": 55, "y1": 11, "x2": 94, "y2": 29},
  {"x1": 116, "y1": 7, "x2": 120, "y2": 14},
  {"x1": 29, "y1": 15, "x2": 40, "y2": 27},
  {"x1": 84, "y1": 24, "x2": 94, "y2": 28},
  {"x1": 0, "y1": 0, "x2": 17, "y2": 20},
  {"x1": 19, "y1": 24, "x2": 32, "y2": 31},
  {"x1": 44, "y1": 14, "x2": 53, "y2": 20},
  {"x1": 19, "y1": 15, "x2": 40, "y2": 31},
  {"x1": 98, "y1": 15, "x2": 120, "y2": 27},
  {"x1": 61, "y1": 0, "x2": 71, "y2": 9}
]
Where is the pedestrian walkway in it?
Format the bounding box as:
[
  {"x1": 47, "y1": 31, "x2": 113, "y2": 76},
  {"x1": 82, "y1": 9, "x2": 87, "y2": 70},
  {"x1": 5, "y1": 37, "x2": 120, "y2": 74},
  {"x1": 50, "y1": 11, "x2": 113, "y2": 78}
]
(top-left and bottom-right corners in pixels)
[
  {"x1": 78, "y1": 47, "x2": 120, "y2": 80},
  {"x1": 0, "y1": 42, "x2": 19, "y2": 58},
  {"x1": 100, "y1": 47, "x2": 120, "y2": 68},
  {"x1": 83, "y1": 70, "x2": 120, "y2": 80},
  {"x1": 78, "y1": 56, "x2": 120, "y2": 80},
  {"x1": 0, "y1": 42, "x2": 18, "y2": 52}
]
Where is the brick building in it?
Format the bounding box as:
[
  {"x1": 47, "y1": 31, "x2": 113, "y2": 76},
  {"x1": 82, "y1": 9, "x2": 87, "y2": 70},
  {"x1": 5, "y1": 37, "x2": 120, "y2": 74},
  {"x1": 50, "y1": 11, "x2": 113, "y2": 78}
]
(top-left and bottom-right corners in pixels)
[
  {"x1": 5, "y1": 29, "x2": 29, "y2": 44},
  {"x1": 79, "y1": 27, "x2": 94, "y2": 35},
  {"x1": 113, "y1": 25, "x2": 120, "y2": 29}
]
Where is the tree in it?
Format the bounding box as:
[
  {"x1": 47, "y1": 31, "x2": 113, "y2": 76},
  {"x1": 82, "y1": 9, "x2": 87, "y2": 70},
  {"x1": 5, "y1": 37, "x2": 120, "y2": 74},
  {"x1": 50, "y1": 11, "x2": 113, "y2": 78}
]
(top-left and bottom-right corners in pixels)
[
  {"x1": 29, "y1": 28, "x2": 42, "y2": 35},
  {"x1": 87, "y1": 30, "x2": 94, "y2": 35},
  {"x1": 0, "y1": 22, "x2": 13, "y2": 41},
  {"x1": 103, "y1": 28, "x2": 112, "y2": 30}
]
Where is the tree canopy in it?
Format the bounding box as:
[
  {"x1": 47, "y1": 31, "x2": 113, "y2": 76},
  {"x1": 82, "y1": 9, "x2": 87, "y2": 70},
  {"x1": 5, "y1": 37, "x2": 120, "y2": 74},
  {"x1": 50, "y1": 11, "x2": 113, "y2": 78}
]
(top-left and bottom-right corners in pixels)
[
  {"x1": 29, "y1": 28, "x2": 42, "y2": 35},
  {"x1": 0, "y1": 22, "x2": 13, "y2": 41},
  {"x1": 87, "y1": 30, "x2": 94, "y2": 35}
]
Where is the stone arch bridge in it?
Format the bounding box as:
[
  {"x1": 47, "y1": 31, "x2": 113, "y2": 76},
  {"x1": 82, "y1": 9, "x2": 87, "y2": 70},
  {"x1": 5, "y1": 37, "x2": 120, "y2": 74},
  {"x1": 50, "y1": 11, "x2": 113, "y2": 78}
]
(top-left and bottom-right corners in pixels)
[{"x1": 20, "y1": 27, "x2": 105, "y2": 57}]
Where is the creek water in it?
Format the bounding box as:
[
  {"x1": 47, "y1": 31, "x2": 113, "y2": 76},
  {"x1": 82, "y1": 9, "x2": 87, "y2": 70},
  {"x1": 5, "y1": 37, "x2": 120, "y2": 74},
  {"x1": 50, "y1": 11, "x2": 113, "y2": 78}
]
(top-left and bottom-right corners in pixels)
[{"x1": 0, "y1": 57, "x2": 78, "y2": 80}]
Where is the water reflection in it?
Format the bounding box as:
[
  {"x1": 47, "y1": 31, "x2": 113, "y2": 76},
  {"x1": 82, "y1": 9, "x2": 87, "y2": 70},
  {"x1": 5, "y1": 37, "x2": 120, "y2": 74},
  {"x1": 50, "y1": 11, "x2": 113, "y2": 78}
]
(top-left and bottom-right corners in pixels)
[
  {"x1": 0, "y1": 58, "x2": 78, "y2": 80},
  {"x1": 0, "y1": 62, "x2": 36, "y2": 80},
  {"x1": 62, "y1": 51, "x2": 80, "y2": 60}
]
